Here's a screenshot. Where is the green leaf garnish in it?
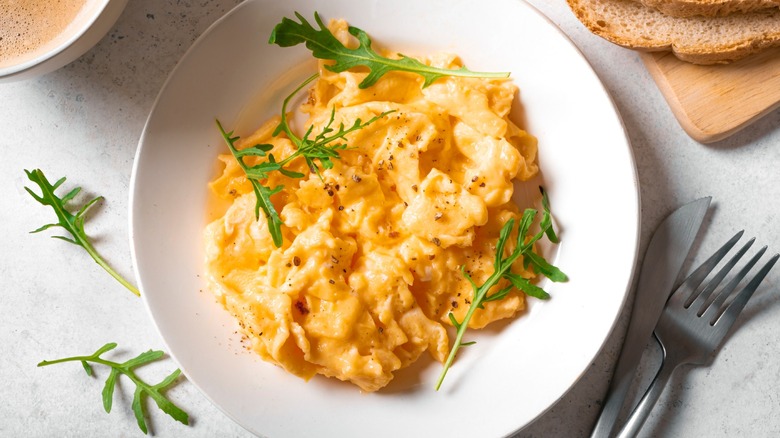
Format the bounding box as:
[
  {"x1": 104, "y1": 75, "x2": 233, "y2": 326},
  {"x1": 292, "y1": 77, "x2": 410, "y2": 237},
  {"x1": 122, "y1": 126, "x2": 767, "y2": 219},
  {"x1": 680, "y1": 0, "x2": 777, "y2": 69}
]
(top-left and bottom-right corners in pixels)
[
  {"x1": 215, "y1": 120, "x2": 286, "y2": 248},
  {"x1": 539, "y1": 186, "x2": 559, "y2": 244},
  {"x1": 217, "y1": 73, "x2": 393, "y2": 248},
  {"x1": 38, "y1": 343, "x2": 189, "y2": 435},
  {"x1": 24, "y1": 169, "x2": 140, "y2": 297},
  {"x1": 435, "y1": 193, "x2": 566, "y2": 390},
  {"x1": 269, "y1": 12, "x2": 510, "y2": 89}
]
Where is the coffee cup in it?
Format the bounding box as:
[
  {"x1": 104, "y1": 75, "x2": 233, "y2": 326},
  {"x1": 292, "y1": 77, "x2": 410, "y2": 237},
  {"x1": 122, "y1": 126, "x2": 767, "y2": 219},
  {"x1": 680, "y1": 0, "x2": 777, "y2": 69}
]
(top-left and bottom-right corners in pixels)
[{"x1": 0, "y1": 0, "x2": 128, "y2": 83}]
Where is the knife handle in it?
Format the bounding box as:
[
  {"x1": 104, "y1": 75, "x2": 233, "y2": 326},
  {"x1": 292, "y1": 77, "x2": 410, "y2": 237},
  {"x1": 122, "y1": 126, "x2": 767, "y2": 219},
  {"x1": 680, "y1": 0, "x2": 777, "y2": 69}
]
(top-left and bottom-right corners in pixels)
[
  {"x1": 589, "y1": 364, "x2": 634, "y2": 438},
  {"x1": 589, "y1": 335, "x2": 663, "y2": 438},
  {"x1": 616, "y1": 357, "x2": 676, "y2": 438}
]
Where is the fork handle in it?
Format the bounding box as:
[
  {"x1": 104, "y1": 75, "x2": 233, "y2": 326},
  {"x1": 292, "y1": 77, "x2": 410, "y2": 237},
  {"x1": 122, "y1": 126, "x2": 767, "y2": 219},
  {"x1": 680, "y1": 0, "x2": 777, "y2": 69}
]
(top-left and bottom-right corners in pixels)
[{"x1": 616, "y1": 357, "x2": 677, "y2": 438}]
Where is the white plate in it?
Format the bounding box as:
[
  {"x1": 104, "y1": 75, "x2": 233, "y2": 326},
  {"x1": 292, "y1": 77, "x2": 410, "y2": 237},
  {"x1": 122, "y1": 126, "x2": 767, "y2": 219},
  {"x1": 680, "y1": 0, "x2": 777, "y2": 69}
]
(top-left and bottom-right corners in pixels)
[{"x1": 130, "y1": 0, "x2": 639, "y2": 436}]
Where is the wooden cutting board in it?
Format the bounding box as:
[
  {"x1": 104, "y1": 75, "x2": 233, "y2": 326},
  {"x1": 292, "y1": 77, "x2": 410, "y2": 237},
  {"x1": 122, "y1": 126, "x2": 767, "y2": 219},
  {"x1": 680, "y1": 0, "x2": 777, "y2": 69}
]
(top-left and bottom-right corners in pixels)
[{"x1": 641, "y1": 48, "x2": 780, "y2": 144}]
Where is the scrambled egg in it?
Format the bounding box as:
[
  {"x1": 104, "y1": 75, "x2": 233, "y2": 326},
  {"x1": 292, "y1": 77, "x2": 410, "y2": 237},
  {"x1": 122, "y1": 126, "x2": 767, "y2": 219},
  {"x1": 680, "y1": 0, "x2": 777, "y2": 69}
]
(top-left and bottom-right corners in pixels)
[{"x1": 204, "y1": 20, "x2": 539, "y2": 392}]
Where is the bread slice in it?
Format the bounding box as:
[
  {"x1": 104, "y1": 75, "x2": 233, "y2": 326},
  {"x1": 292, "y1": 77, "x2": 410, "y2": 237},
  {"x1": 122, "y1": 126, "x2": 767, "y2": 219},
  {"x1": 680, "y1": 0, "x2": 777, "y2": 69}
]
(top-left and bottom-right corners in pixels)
[
  {"x1": 567, "y1": 0, "x2": 780, "y2": 64},
  {"x1": 636, "y1": 0, "x2": 780, "y2": 18}
]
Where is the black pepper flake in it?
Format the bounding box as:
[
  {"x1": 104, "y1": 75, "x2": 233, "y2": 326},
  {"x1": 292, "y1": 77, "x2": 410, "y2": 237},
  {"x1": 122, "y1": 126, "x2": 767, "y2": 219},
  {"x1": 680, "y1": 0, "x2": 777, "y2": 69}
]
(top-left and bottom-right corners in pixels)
[
  {"x1": 293, "y1": 256, "x2": 301, "y2": 266},
  {"x1": 388, "y1": 162, "x2": 394, "y2": 170},
  {"x1": 338, "y1": 205, "x2": 345, "y2": 211},
  {"x1": 327, "y1": 190, "x2": 334, "y2": 196},
  {"x1": 378, "y1": 327, "x2": 384, "y2": 334},
  {"x1": 286, "y1": 263, "x2": 292, "y2": 268},
  {"x1": 432, "y1": 237, "x2": 441, "y2": 246},
  {"x1": 429, "y1": 254, "x2": 436, "y2": 260},
  {"x1": 471, "y1": 176, "x2": 479, "y2": 182},
  {"x1": 295, "y1": 300, "x2": 309, "y2": 315},
  {"x1": 465, "y1": 299, "x2": 471, "y2": 304},
  {"x1": 388, "y1": 155, "x2": 394, "y2": 161},
  {"x1": 451, "y1": 301, "x2": 458, "y2": 308},
  {"x1": 352, "y1": 174, "x2": 362, "y2": 182},
  {"x1": 331, "y1": 255, "x2": 339, "y2": 264},
  {"x1": 479, "y1": 182, "x2": 486, "y2": 187},
  {"x1": 397, "y1": 141, "x2": 404, "y2": 149},
  {"x1": 411, "y1": 184, "x2": 418, "y2": 192},
  {"x1": 329, "y1": 279, "x2": 335, "y2": 284}
]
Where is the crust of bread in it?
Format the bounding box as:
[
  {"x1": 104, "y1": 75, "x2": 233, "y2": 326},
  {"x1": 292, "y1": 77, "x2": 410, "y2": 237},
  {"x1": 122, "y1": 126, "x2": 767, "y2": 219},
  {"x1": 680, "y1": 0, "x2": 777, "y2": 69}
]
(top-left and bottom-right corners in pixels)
[
  {"x1": 567, "y1": 0, "x2": 780, "y2": 64},
  {"x1": 636, "y1": 0, "x2": 780, "y2": 17}
]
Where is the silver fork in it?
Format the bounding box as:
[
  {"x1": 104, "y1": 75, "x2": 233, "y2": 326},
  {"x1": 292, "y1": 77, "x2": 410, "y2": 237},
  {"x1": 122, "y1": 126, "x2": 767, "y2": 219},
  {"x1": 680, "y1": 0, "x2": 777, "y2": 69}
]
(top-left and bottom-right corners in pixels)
[{"x1": 616, "y1": 230, "x2": 779, "y2": 438}]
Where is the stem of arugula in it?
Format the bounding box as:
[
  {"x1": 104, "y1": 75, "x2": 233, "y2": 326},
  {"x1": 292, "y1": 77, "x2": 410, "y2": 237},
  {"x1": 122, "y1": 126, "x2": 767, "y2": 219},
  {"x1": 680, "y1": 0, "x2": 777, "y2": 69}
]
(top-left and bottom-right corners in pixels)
[
  {"x1": 434, "y1": 248, "x2": 523, "y2": 390},
  {"x1": 39, "y1": 356, "x2": 142, "y2": 384},
  {"x1": 80, "y1": 239, "x2": 140, "y2": 296}
]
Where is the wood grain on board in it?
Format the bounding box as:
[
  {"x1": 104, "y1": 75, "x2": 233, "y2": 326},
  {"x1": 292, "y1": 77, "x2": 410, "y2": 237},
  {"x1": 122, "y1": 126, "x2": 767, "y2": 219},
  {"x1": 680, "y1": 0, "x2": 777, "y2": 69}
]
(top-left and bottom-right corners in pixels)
[{"x1": 641, "y1": 48, "x2": 780, "y2": 144}]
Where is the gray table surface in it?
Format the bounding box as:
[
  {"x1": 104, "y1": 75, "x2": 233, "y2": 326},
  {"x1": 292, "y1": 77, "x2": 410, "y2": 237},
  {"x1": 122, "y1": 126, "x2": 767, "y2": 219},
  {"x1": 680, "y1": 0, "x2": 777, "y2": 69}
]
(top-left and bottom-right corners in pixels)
[{"x1": 2, "y1": 1, "x2": 779, "y2": 437}]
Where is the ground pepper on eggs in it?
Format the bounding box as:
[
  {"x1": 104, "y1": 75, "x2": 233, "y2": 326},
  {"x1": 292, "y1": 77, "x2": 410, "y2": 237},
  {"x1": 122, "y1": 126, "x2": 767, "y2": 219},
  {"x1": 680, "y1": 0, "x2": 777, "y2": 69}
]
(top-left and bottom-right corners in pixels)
[{"x1": 204, "y1": 19, "x2": 539, "y2": 392}]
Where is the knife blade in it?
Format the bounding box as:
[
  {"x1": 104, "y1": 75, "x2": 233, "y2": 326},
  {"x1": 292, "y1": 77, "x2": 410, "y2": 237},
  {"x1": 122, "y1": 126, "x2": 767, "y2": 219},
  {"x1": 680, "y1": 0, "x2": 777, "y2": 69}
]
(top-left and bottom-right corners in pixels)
[{"x1": 590, "y1": 196, "x2": 711, "y2": 438}]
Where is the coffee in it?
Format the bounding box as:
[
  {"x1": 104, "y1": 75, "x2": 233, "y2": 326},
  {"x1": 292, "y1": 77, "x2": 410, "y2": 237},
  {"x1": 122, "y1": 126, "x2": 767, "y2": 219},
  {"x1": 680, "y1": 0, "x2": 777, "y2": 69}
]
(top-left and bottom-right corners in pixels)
[{"x1": 0, "y1": 0, "x2": 88, "y2": 68}]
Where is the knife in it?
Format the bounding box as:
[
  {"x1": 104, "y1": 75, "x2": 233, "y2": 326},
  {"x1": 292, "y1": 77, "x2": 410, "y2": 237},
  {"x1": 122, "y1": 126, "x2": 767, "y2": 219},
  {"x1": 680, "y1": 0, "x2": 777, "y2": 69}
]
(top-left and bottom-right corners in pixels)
[{"x1": 590, "y1": 197, "x2": 711, "y2": 438}]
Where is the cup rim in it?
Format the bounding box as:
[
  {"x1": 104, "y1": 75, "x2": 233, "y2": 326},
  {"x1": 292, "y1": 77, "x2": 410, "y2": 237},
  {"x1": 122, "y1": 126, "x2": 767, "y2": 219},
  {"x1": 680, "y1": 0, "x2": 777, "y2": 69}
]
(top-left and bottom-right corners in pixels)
[{"x1": 0, "y1": 0, "x2": 111, "y2": 77}]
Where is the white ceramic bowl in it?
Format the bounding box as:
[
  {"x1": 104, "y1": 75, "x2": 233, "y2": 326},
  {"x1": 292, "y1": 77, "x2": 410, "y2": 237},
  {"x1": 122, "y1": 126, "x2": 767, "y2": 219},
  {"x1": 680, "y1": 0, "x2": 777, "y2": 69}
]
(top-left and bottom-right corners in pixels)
[
  {"x1": 130, "y1": 0, "x2": 640, "y2": 436},
  {"x1": 0, "y1": 0, "x2": 128, "y2": 83}
]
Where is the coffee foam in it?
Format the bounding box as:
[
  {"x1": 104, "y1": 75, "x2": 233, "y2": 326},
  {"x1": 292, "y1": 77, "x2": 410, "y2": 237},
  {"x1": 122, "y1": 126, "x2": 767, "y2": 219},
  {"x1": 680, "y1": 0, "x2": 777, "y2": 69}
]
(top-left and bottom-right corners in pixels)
[{"x1": 0, "y1": 0, "x2": 88, "y2": 68}]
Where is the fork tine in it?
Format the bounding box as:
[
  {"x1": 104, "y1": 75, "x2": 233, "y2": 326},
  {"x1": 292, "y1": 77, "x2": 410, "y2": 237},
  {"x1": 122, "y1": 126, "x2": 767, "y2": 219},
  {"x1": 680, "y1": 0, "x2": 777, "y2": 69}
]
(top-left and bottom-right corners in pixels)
[
  {"x1": 700, "y1": 245, "x2": 765, "y2": 319},
  {"x1": 671, "y1": 230, "x2": 744, "y2": 307},
  {"x1": 710, "y1": 253, "x2": 780, "y2": 328},
  {"x1": 689, "y1": 238, "x2": 755, "y2": 315}
]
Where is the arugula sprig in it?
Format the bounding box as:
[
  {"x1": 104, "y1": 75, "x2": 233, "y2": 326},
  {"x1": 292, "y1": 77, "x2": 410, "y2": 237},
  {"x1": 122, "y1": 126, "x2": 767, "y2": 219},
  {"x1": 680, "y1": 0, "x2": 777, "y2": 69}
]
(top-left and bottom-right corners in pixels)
[
  {"x1": 24, "y1": 169, "x2": 140, "y2": 297},
  {"x1": 216, "y1": 122, "x2": 286, "y2": 248},
  {"x1": 436, "y1": 189, "x2": 567, "y2": 390},
  {"x1": 273, "y1": 74, "x2": 394, "y2": 177},
  {"x1": 38, "y1": 342, "x2": 188, "y2": 434},
  {"x1": 269, "y1": 12, "x2": 510, "y2": 89},
  {"x1": 217, "y1": 73, "x2": 393, "y2": 247}
]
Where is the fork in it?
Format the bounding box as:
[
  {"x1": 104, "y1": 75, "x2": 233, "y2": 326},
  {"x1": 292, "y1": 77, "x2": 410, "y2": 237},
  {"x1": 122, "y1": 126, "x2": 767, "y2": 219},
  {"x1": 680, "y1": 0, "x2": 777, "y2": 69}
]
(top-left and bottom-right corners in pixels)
[{"x1": 616, "y1": 230, "x2": 779, "y2": 438}]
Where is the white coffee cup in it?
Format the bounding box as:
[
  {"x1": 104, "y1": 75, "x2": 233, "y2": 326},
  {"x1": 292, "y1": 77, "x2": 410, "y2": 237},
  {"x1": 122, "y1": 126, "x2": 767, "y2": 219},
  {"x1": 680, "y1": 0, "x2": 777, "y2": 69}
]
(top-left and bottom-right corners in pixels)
[{"x1": 0, "y1": 0, "x2": 128, "y2": 83}]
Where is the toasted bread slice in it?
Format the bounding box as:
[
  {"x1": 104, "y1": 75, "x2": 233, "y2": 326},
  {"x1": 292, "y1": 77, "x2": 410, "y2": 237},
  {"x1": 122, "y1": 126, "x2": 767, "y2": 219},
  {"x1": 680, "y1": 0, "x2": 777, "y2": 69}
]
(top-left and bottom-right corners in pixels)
[
  {"x1": 567, "y1": 0, "x2": 780, "y2": 64},
  {"x1": 636, "y1": 0, "x2": 780, "y2": 17}
]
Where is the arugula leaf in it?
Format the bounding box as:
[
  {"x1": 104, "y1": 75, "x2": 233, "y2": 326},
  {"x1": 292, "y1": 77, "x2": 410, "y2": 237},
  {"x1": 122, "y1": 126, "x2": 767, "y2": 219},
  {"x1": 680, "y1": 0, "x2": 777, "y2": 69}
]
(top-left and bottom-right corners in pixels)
[
  {"x1": 217, "y1": 120, "x2": 286, "y2": 247},
  {"x1": 269, "y1": 12, "x2": 510, "y2": 89},
  {"x1": 539, "y1": 186, "x2": 559, "y2": 243},
  {"x1": 24, "y1": 169, "x2": 140, "y2": 297},
  {"x1": 435, "y1": 191, "x2": 566, "y2": 390},
  {"x1": 38, "y1": 343, "x2": 189, "y2": 435},
  {"x1": 218, "y1": 74, "x2": 393, "y2": 247}
]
